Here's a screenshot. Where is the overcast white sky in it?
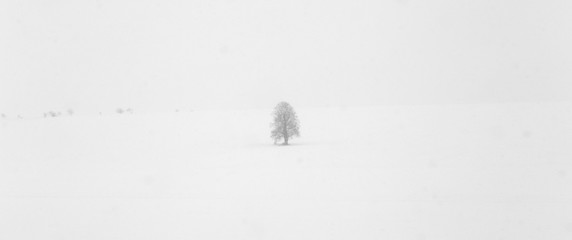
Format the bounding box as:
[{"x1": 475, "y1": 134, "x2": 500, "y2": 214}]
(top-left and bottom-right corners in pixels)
[{"x1": 1, "y1": 0, "x2": 571, "y2": 115}]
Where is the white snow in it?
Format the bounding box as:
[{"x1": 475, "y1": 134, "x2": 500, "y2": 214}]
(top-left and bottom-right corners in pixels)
[{"x1": 1, "y1": 102, "x2": 571, "y2": 239}]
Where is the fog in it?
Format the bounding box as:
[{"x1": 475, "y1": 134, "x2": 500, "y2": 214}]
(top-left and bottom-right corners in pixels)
[
  {"x1": 2, "y1": 2, "x2": 572, "y2": 239},
  {"x1": 1, "y1": 0, "x2": 571, "y2": 115}
]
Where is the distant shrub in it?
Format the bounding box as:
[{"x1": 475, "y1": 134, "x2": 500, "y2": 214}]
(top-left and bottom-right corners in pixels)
[
  {"x1": 45, "y1": 111, "x2": 59, "y2": 117},
  {"x1": 116, "y1": 108, "x2": 133, "y2": 114}
]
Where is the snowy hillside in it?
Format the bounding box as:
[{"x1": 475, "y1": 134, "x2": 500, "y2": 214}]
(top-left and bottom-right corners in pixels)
[{"x1": 1, "y1": 102, "x2": 571, "y2": 239}]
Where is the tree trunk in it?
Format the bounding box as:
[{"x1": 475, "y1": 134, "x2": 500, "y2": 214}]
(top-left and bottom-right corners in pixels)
[{"x1": 283, "y1": 123, "x2": 289, "y2": 145}]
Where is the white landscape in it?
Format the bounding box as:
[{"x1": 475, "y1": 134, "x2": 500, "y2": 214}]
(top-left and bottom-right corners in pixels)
[
  {"x1": 2, "y1": 0, "x2": 572, "y2": 239},
  {"x1": 1, "y1": 102, "x2": 571, "y2": 239}
]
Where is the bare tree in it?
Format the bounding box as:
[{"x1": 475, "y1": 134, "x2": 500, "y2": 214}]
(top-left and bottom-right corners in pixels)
[{"x1": 271, "y1": 102, "x2": 300, "y2": 145}]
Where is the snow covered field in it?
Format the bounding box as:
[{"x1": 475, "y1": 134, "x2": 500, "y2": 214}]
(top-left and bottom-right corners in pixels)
[{"x1": 1, "y1": 102, "x2": 571, "y2": 239}]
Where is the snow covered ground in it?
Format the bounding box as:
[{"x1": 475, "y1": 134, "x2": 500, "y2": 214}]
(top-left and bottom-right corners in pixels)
[{"x1": 1, "y1": 102, "x2": 571, "y2": 239}]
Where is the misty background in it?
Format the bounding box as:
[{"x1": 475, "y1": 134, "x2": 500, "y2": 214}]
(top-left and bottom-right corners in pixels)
[{"x1": 1, "y1": 0, "x2": 571, "y2": 116}]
